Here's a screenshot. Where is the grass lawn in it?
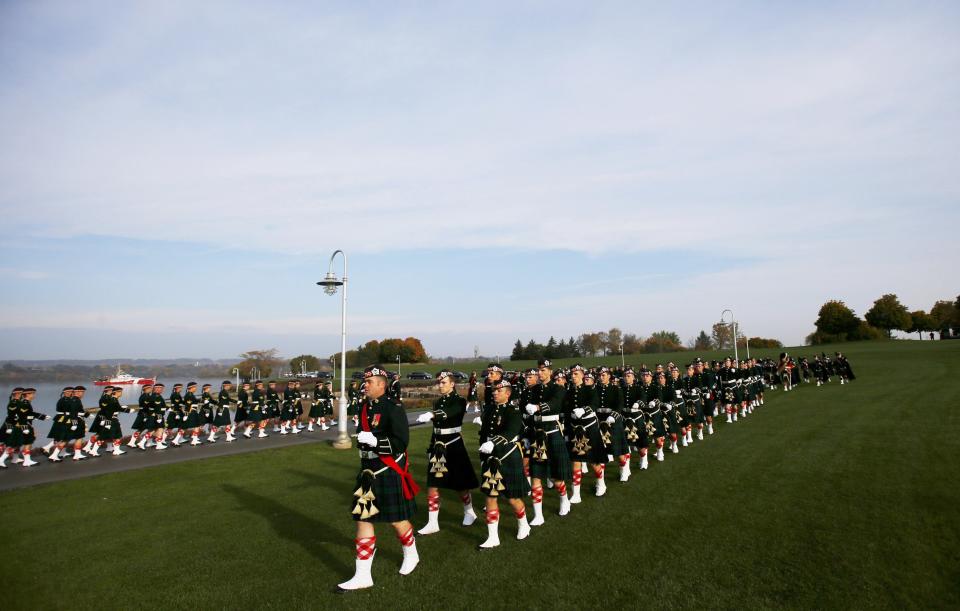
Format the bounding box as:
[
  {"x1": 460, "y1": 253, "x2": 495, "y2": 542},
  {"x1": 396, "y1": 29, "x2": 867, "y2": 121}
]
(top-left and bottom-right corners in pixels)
[{"x1": 1, "y1": 340, "x2": 958, "y2": 609}]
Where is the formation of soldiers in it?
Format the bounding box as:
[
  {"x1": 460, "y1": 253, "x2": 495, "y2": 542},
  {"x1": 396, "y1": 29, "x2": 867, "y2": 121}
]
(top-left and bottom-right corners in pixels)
[
  {"x1": 0, "y1": 379, "x2": 343, "y2": 468},
  {"x1": 337, "y1": 353, "x2": 856, "y2": 591}
]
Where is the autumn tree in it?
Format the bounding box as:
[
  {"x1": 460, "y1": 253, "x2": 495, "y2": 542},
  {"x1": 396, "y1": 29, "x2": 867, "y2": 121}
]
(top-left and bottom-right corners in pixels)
[
  {"x1": 908, "y1": 310, "x2": 936, "y2": 340},
  {"x1": 289, "y1": 354, "x2": 320, "y2": 373},
  {"x1": 643, "y1": 331, "x2": 683, "y2": 353},
  {"x1": 233, "y1": 348, "x2": 282, "y2": 379},
  {"x1": 711, "y1": 322, "x2": 733, "y2": 350}
]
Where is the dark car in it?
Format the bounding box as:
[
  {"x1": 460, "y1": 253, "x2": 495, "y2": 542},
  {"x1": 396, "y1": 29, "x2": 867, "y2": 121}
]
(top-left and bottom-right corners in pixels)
[
  {"x1": 351, "y1": 371, "x2": 364, "y2": 380},
  {"x1": 451, "y1": 371, "x2": 468, "y2": 381},
  {"x1": 407, "y1": 371, "x2": 433, "y2": 380},
  {"x1": 316, "y1": 371, "x2": 333, "y2": 381}
]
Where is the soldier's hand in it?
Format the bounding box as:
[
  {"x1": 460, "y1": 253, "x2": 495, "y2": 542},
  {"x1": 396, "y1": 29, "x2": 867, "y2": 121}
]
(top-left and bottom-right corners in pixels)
[
  {"x1": 572, "y1": 407, "x2": 585, "y2": 419},
  {"x1": 416, "y1": 412, "x2": 433, "y2": 423},
  {"x1": 478, "y1": 440, "x2": 494, "y2": 455},
  {"x1": 524, "y1": 404, "x2": 539, "y2": 415},
  {"x1": 472, "y1": 416, "x2": 482, "y2": 425}
]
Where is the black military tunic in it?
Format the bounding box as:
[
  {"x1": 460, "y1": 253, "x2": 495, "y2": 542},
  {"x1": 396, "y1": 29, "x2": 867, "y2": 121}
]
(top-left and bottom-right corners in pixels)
[
  {"x1": 425, "y1": 390, "x2": 479, "y2": 490},
  {"x1": 133, "y1": 390, "x2": 151, "y2": 431},
  {"x1": 281, "y1": 386, "x2": 298, "y2": 421},
  {"x1": 166, "y1": 390, "x2": 185, "y2": 429},
  {"x1": 214, "y1": 389, "x2": 233, "y2": 427},
  {"x1": 620, "y1": 379, "x2": 649, "y2": 449},
  {"x1": 97, "y1": 395, "x2": 132, "y2": 441},
  {"x1": 593, "y1": 381, "x2": 627, "y2": 457},
  {"x1": 66, "y1": 394, "x2": 87, "y2": 441},
  {"x1": 183, "y1": 391, "x2": 201, "y2": 428},
  {"x1": 479, "y1": 399, "x2": 530, "y2": 499},
  {"x1": 49, "y1": 394, "x2": 72, "y2": 442},
  {"x1": 249, "y1": 388, "x2": 266, "y2": 423},
  {"x1": 6, "y1": 399, "x2": 47, "y2": 446},
  {"x1": 638, "y1": 382, "x2": 665, "y2": 438},
  {"x1": 267, "y1": 387, "x2": 282, "y2": 419}
]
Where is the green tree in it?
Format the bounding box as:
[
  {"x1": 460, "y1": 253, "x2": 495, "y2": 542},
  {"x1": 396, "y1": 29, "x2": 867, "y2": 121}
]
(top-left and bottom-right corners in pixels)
[
  {"x1": 930, "y1": 300, "x2": 957, "y2": 333},
  {"x1": 622, "y1": 333, "x2": 643, "y2": 354},
  {"x1": 711, "y1": 322, "x2": 733, "y2": 350},
  {"x1": 568, "y1": 336, "x2": 581, "y2": 358},
  {"x1": 289, "y1": 354, "x2": 320, "y2": 373},
  {"x1": 643, "y1": 331, "x2": 683, "y2": 353},
  {"x1": 694, "y1": 330, "x2": 713, "y2": 351},
  {"x1": 580, "y1": 333, "x2": 602, "y2": 356},
  {"x1": 510, "y1": 339, "x2": 525, "y2": 361},
  {"x1": 525, "y1": 339, "x2": 543, "y2": 360},
  {"x1": 233, "y1": 348, "x2": 281, "y2": 379},
  {"x1": 544, "y1": 336, "x2": 558, "y2": 358},
  {"x1": 606, "y1": 327, "x2": 623, "y2": 355},
  {"x1": 865, "y1": 294, "x2": 912, "y2": 338},
  {"x1": 908, "y1": 310, "x2": 936, "y2": 340},
  {"x1": 815, "y1": 300, "x2": 860, "y2": 337}
]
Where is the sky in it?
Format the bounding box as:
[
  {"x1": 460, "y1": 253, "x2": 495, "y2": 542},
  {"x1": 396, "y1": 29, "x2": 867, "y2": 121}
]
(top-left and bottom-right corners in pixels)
[{"x1": 1, "y1": 1, "x2": 958, "y2": 361}]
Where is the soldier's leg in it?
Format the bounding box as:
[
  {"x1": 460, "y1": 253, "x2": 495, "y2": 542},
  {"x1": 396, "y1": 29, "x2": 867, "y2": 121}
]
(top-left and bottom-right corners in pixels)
[
  {"x1": 338, "y1": 521, "x2": 376, "y2": 590},
  {"x1": 593, "y1": 462, "x2": 607, "y2": 496},
  {"x1": 508, "y1": 497, "x2": 530, "y2": 540},
  {"x1": 570, "y1": 461, "x2": 583, "y2": 503},
  {"x1": 530, "y1": 477, "x2": 545, "y2": 526},
  {"x1": 479, "y1": 497, "x2": 501, "y2": 548},
  {"x1": 391, "y1": 520, "x2": 418, "y2": 575},
  {"x1": 459, "y1": 490, "x2": 477, "y2": 526},
  {"x1": 418, "y1": 487, "x2": 441, "y2": 535}
]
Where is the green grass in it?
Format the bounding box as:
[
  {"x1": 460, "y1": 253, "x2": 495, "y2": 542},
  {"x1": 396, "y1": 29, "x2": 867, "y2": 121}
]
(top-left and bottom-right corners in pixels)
[{"x1": 1, "y1": 340, "x2": 958, "y2": 609}]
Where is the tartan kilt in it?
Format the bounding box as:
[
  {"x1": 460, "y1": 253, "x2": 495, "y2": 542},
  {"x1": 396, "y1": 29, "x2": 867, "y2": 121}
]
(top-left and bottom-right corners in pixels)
[
  {"x1": 722, "y1": 386, "x2": 737, "y2": 405},
  {"x1": 268, "y1": 404, "x2": 282, "y2": 419},
  {"x1": 67, "y1": 416, "x2": 86, "y2": 441},
  {"x1": 685, "y1": 400, "x2": 704, "y2": 424},
  {"x1": 132, "y1": 411, "x2": 147, "y2": 431},
  {"x1": 213, "y1": 407, "x2": 232, "y2": 427},
  {"x1": 481, "y1": 449, "x2": 529, "y2": 499},
  {"x1": 89, "y1": 415, "x2": 104, "y2": 436},
  {"x1": 703, "y1": 397, "x2": 716, "y2": 418},
  {"x1": 322, "y1": 401, "x2": 334, "y2": 417},
  {"x1": 8, "y1": 424, "x2": 36, "y2": 446},
  {"x1": 280, "y1": 403, "x2": 297, "y2": 420},
  {"x1": 200, "y1": 406, "x2": 214, "y2": 424},
  {"x1": 353, "y1": 455, "x2": 417, "y2": 523},
  {"x1": 665, "y1": 408, "x2": 683, "y2": 434},
  {"x1": 644, "y1": 412, "x2": 666, "y2": 438},
  {"x1": 602, "y1": 417, "x2": 629, "y2": 457},
  {"x1": 184, "y1": 411, "x2": 201, "y2": 428},
  {"x1": 246, "y1": 408, "x2": 264, "y2": 423},
  {"x1": 566, "y1": 420, "x2": 608, "y2": 464},
  {"x1": 529, "y1": 429, "x2": 573, "y2": 481},
  {"x1": 425, "y1": 435, "x2": 479, "y2": 490},
  {"x1": 308, "y1": 401, "x2": 323, "y2": 418},
  {"x1": 234, "y1": 407, "x2": 248, "y2": 423},
  {"x1": 624, "y1": 415, "x2": 649, "y2": 449},
  {"x1": 165, "y1": 411, "x2": 183, "y2": 429},
  {"x1": 98, "y1": 417, "x2": 124, "y2": 441},
  {"x1": 47, "y1": 418, "x2": 66, "y2": 440}
]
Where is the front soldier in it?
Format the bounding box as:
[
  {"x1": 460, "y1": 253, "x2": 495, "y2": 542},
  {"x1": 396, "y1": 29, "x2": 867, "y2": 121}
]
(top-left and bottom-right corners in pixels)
[
  {"x1": 338, "y1": 366, "x2": 420, "y2": 592},
  {"x1": 477, "y1": 378, "x2": 532, "y2": 548},
  {"x1": 415, "y1": 370, "x2": 479, "y2": 535},
  {"x1": 620, "y1": 367, "x2": 650, "y2": 471},
  {"x1": 525, "y1": 359, "x2": 573, "y2": 525}
]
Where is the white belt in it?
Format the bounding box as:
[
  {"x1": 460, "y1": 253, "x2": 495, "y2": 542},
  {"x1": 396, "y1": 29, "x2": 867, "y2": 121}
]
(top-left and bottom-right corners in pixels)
[
  {"x1": 629, "y1": 408, "x2": 642, "y2": 413},
  {"x1": 537, "y1": 414, "x2": 560, "y2": 422},
  {"x1": 434, "y1": 426, "x2": 462, "y2": 434},
  {"x1": 596, "y1": 408, "x2": 612, "y2": 414}
]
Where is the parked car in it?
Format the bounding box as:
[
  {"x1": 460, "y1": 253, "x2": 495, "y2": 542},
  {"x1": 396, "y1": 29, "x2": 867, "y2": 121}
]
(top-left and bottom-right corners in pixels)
[
  {"x1": 407, "y1": 371, "x2": 433, "y2": 380},
  {"x1": 315, "y1": 371, "x2": 333, "y2": 381},
  {"x1": 351, "y1": 371, "x2": 364, "y2": 380},
  {"x1": 451, "y1": 371, "x2": 468, "y2": 381}
]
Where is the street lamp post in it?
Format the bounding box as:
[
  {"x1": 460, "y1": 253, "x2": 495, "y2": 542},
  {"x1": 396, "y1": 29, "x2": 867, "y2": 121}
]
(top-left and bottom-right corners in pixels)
[
  {"x1": 232, "y1": 368, "x2": 239, "y2": 389},
  {"x1": 397, "y1": 355, "x2": 401, "y2": 377},
  {"x1": 317, "y1": 250, "x2": 351, "y2": 450},
  {"x1": 721, "y1": 309, "x2": 739, "y2": 363},
  {"x1": 619, "y1": 342, "x2": 625, "y2": 369}
]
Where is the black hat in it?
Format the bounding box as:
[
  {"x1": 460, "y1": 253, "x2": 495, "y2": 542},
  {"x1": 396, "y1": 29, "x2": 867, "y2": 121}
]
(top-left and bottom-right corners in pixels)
[
  {"x1": 63, "y1": 386, "x2": 74, "y2": 392},
  {"x1": 598, "y1": 366, "x2": 610, "y2": 375},
  {"x1": 486, "y1": 363, "x2": 504, "y2": 374},
  {"x1": 268, "y1": 380, "x2": 277, "y2": 385},
  {"x1": 202, "y1": 383, "x2": 212, "y2": 389},
  {"x1": 624, "y1": 367, "x2": 635, "y2": 375},
  {"x1": 154, "y1": 382, "x2": 165, "y2": 387},
  {"x1": 570, "y1": 364, "x2": 585, "y2": 372},
  {"x1": 492, "y1": 379, "x2": 512, "y2": 390},
  {"x1": 222, "y1": 380, "x2": 232, "y2": 385},
  {"x1": 552, "y1": 370, "x2": 566, "y2": 382},
  {"x1": 173, "y1": 383, "x2": 183, "y2": 388},
  {"x1": 524, "y1": 368, "x2": 538, "y2": 376},
  {"x1": 363, "y1": 365, "x2": 389, "y2": 380},
  {"x1": 187, "y1": 381, "x2": 197, "y2": 388},
  {"x1": 12, "y1": 387, "x2": 23, "y2": 392},
  {"x1": 23, "y1": 387, "x2": 36, "y2": 393},
  {"x1": 436, "y1": 370, "x2": 454, "y2": 381},
  {"x1": 100, "y1": 386, "x2": 111, "y2": 392},
  {"x1": 254, "y1": 380, "x2": 264, "y2": 385},
  {"x1": 142, "y1": 383, "x2": 154, "y2": 388},
  {"x1": 74, "y1": 385, "x2": 86, "y2": 391},
  {"x1": 584, "y1": 371, "x2": 595, "y2": 380},
  {"x1": 538, "y1": 358, "x2": 552, "y2": 369}
]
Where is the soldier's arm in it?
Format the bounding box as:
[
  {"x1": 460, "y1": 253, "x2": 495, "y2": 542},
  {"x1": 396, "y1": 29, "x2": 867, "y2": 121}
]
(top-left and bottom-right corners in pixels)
[{"x1": 375, "y1": 402, "x2": 408, "y2": 456}]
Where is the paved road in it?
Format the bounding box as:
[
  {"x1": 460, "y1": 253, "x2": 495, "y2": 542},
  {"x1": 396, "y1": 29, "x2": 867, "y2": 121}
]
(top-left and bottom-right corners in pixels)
[{"x1": 0, "y1": 410, "x2": 454, "y2": 492}]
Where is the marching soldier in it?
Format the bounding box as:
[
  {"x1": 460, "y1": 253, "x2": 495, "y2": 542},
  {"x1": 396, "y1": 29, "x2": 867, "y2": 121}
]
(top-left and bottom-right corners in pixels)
[
  {"x1": 620, "y1": 367, "x2": 650, "y2": 470},
  {"x1": 415, "y1": 370, "x2": 479, "y2": 535},
  {"x1": 267, "y1": 380, "x2": 282, "y2": 433},
  {"x1": 476, "y1": 378, "x2": 532, "y2": 548},
  {"x1": 97, "y1": 386, "x2": 134, "y2": 455},
  {"x1": 525, "y1": 359, "x2": 572, "y2": 525},
  {"x1": 309, "y1": 381, "x2": 332, "y2": 431},
  {"x1": 42, "y1": 386, "x2": 73, "y2": 460},
  {"x1": 1, "y1": 388, "x2": 24, "y2": 467},
  {"x1": 70, "y1": 386, "x2": 93, "y2": 457},
  {"x1": 467, "y1": 371, "x2": 480, "y2": 413},
  {"x1": 183, "y1": 382, "x2": 203, "y2": 445},
  {"x1": 211, "y1": 381, "x2": 235, "y2": 442},
  {"x1": 1, "y1": 388, "x2": 48, "y2": 467},
  {"x1": 680, "y1": 364, "x2": 705, "y2": 443},
  {"x1": 594, "y1": 366, "x2": 628, "y2": 484},
  {"x1": 658, "y1": 371, "x2": 682, "y2": 454},
  {"x1": 128, "y1": 383, "x2": 153, "y2": 448},
  {"x1": 338, "y1": 365, "x2": 420, "y2": 592},
  {"x1": 200, "y1": 383, "x2": 216, "y2": 439},
  {"x1": 246, "y1": 380, "x2": 269, "y2": 438},
  {"x1": 563, "y1": 364, "x2": 606, "y2": 503},
  {"x1": 145, "y1": 383, "x2": 169, "y2": 450},
  {"x1": 638, "y1": 369, "x2": 666, "y2": 462},
  {"x1": 347, "y1": 380, "x2": 361, "y2": 428},
  {"x1": 167, "y1": 383, "x2": 186, "y2": 446},
  {"x1": 235, "y1": 381, "x2": 250, "y2": 433},
  {"x1": 719, "y1": 357, "x2": 740, "y2": 423},
  {"x1": 281, "y1": 380, "x2": 300, "y2": 435}
]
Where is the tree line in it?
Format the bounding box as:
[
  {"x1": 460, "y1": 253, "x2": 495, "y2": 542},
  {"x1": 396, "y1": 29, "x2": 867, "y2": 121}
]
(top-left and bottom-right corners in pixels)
[
  {"x1": 808, "y1": 294, "x2": 959, "y2": 344},
  {"x1": 510, "y1": 327, "x2": 781, "y2": 360}
]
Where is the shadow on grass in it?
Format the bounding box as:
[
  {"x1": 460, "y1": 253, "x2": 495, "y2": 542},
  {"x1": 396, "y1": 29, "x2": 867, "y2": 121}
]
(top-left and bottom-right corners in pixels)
[{"x1": 221, "y1": 483, "x2": 352, "y2": 576}]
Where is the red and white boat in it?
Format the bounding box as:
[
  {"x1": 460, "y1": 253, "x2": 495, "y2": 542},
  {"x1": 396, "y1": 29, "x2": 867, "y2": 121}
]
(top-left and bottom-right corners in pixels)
[{"x1": 94, "y1": 368, "x2": 156, "y2": 386}]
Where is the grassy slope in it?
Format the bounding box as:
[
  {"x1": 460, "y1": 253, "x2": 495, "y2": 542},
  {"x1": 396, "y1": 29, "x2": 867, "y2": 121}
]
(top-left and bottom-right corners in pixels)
[{"x1": 1, "y1": 341, "x2": 958, "y2": 610}]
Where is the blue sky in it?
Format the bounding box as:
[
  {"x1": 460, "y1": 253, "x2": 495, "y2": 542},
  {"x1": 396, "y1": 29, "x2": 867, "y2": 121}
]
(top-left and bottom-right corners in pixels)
[{"x1": 1, "y1": 1, "x2": 958, "y2": 360}]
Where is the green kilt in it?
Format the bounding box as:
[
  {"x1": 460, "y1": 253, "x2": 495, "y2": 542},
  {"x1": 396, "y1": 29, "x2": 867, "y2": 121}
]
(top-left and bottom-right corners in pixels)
[
  {"x1": 66, "y1": 416, "x2": 86, "y2": 441},
  {"x1": 281, "y1": 402, "x2": 297, "y2": 420},
  {"x1": 165, "y1": 410, "x2": 182, "y2": 429},
  {"x1": 529, "y1": 428, "x2": 573, "y2": 481},
  {"x1": 98, "y1": 417, "x2": 124, "y2": 441},
  {"x1": 132, "y1": 411, "x2": 147, "y2": 431},
  {"x1": 665, "y1": 407, "x2": 683, "y2": 435},
  {"x1": 49, "y1": 416, "x2": 69, "y2": 441},
  {"x1": 184, "y1": 410, "x2": 201, "y2": 428},
  {"x1": 89, "y1": 415, "x2": 104, "y2": 436},
  {"x1": 352, "y1": 454, "x2": 417, "y2": 523},
  {"x1": 213, "y1": 407, "x2": 232, "y2": 427},
  {"x1": 684, "y1": 399, "x2": 704, "y2": 424},
  {"x1": 597, "y1": 414, "x2": 628, "y2": 457},
  {"x1": 246, "y1": 407, "x2": 264, "y2": 423},
  {"x1": 200, "y1": 406, "x2": 214, "y2": 425},
  {"x1": 8, "y1": 424, "x2": 36, "y2": 446},
  {"x1": 425, "y1": 434, "x2": 479, "y2": 490},
  {"x1": 644, "y1": 410, "x2": 666, "y2": 438},
  {"x1": 566, "y1": 419, "x2": 607, "y2": 464},
  {"x1": 234, "y1": 406, "x2": 248, "y2": 424},
  {"x1": 624, "y1": 414, "x2": 649, "y2": 449},
  {"x1": 481, "y1": 448, "x2": 529, "y2": 499},
  {"x1": 308, "y1": 401, "x2": 323, "y2": 418}
]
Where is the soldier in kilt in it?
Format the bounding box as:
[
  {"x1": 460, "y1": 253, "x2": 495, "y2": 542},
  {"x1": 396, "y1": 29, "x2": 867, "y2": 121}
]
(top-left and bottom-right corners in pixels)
[
  {"x1": 128, "y1": 383, "x2": 153, "y2": 448},
  {"x1": 309, "y1": 381, "x2": 332, "y2": 431},
  {"x1": 620, "y1": 367, "x2": 650, "y2": 470},
  {"x1": 40, "y1": 386, "x2": 73, "y2": 459},
  {"x1": 293, "y1": 379, "x2": 306, "y2": 430},
  {"x1": 70, "y1": 386, "x2": 94, "y2": 457},
  {"x1": 97, "y1": 386, "x2": 134, "y2": 455},
  {"x1": 338, "y1": 366, "x2": 420, "y2": 592},
  {"x1": 415, "y1": 370, "x2": 479, "y2": 535},
  {"x1": 347, "y1": 380, "x2": 361, "y2": 428},
  {"x1": 477, "y1": 379, "x2": 532, "y2": 549},
  {"x1": 467, "y1": 371, "x2": 480, "y2": 413},
  {"x1": 697, "y1": 360, "x2": 717, "y2": 434},
  {"x1": 719, "y1": 357, "x2": 740, "y2": 423},
  {"x1": 266, "y1": 381, "x2": 281, "y2": 433},
  {"x1": 680, "y1": 364, "x2": 705, "y2": 443},
  {"x1": 83, "y1": 386, "x2": 111, "y2": 457},
  {"x1": 1, "y1": 388, "x2": 24, "y2": 467},
  {"x1": 183, "y1": 382, "x2": 203, "y2": 445},
  {"x1": 639, "y1": 370, "x2": 666, "y2": 462},
  {"x1": 668, "y1": 366, "x2": 695, "y2": 448},
  {"x1": 524, "y1": 359, "x2": 572, "y2": 525},
  {"x1": 280, "y1": 381, "x2": 301, "y2": 435},
  {"x1": 245, "y1": 381, "x2": 269, "y2": 438},
  {"x1": 658, "y1": 371, "x2": 683, "y2": 454},
  {"x1": 200, "y1": 383, "x2": 216, "y2": 439},
  {"x1": 235, "y1": 381, "x2": 250, "y2": 434},
  {"x1": 563, "y1": 364, "x2": 607, "y2": 503},
  {"x1": 738, "y1": 361, "x2": 753, "y2": 417},
  {"x1": 594, "y1": 367, "x2": 629, "y2": 483},
  {"x1": 141, "y1": 383, "x2": 169, "y2": 450},
  {"x1": 2, "y1": 388, "x2": 48, "y2": 467},
  {"x1": 209, "y1": 381, "x2": 235, "y2": 442},
  {"x1": 166, "y1": 383, "x2": 186, "y2": 446}
]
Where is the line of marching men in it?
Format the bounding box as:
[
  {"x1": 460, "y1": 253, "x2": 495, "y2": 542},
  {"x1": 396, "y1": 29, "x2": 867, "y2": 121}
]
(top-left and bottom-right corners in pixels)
[
  {"x1": 336, "y1": 354, "x2": 855, "y2": 591},
  {"x1": 0, "y1": 379, "x2": 350, "y2": 468}
]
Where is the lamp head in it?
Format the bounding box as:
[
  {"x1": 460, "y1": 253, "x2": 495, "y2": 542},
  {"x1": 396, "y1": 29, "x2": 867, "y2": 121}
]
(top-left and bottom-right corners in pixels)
[{"x1": 317, "y1": 271, "x2": 343, "y2": 295}]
